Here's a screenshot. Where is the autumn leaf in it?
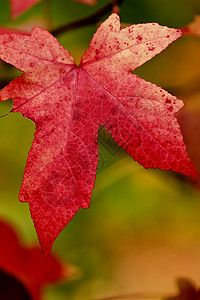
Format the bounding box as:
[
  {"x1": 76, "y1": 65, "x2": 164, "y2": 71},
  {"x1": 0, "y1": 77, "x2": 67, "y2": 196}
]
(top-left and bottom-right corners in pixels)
[
  {"x1": 9, "y1": 0, "x2": 41, "y2": 19},
  {"x1": 9, "y1": 0, "x2": 96, "y2": 19},
  {"x1": 0, "y1": 220, "x2": 72, "y2": 300},
  {"x1": 0, "y1": 269, "x2": 32, "y2": 300},
  {"x1": 182, "y1": 15, "x2": 200, "y2": 38},
  {"x1": 0, "y1": 14, "x2": 197, "y2": 256}
]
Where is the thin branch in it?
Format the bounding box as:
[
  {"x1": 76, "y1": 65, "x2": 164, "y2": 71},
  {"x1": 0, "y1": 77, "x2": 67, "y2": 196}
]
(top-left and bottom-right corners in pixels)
[
  {"x1": 51, "y1": 0, "x2": 125, "y2": 37},
  {"x1": 0, "y1": 112, "x2": 10, "y2": 118}
]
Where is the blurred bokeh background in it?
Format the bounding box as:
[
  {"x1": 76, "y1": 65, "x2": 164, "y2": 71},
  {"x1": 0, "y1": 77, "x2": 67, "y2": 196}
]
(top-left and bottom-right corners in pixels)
[{"x1": 1, "y1": 0, "x2": 200, "y2": 299}]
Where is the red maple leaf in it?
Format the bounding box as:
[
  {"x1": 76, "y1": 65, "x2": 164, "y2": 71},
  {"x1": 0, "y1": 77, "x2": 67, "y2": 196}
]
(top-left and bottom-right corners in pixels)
[
  {"x1": 9, "y1": 0, "x2": 96, "y2": 19},
  {"x1": 0, "y1": 220, "x2": 72, "y2": 300},
  {"x1": 0, "y1": 14, "x2": 198, "y2": 256}
]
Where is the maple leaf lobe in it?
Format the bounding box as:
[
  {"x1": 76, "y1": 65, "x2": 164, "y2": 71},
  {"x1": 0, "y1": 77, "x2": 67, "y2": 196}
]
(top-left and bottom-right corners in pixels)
[
  {"x1": 0, "y1": 14, "x2": 198, "y2": 256},
  {"x1": 0, "y1": 220, "x2": 71, "y2": 300},
  {"x1": 81, "y1": 14, "x2": 182, "y2": 72}
]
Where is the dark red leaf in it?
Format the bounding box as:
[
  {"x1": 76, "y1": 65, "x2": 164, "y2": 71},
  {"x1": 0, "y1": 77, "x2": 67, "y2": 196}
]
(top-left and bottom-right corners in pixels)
[
  {"x1": 0, "y1": 220, "x2": 72, "y2": 300},
  {"x1": 0, "y1": 14, "x2": 197, "y2": 256},
  {"x1": 0, "y1": 269, "x2": 32, "y2": 300}
]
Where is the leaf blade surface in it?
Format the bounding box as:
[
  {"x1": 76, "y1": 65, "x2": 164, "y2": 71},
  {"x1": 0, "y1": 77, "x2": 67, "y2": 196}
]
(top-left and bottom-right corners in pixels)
[{"x1": 0, "y1": 14, "x2": 197, "y2": 256}]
